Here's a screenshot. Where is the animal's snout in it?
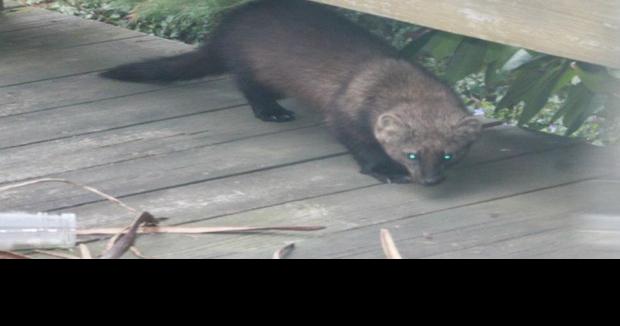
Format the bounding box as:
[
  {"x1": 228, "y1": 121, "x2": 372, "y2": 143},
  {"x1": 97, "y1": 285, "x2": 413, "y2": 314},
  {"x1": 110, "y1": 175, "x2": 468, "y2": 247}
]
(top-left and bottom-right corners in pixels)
[{"x1": 421, "y1": 175, "x2": 445, "y2": 186}]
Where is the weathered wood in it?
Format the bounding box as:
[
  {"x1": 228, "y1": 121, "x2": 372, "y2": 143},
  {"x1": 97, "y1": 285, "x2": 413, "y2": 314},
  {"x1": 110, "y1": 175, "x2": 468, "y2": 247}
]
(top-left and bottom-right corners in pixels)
[
  {"x1": 0, "y1": 6, "x2": 67, "y2": 32},
  {"x1": 312, "y1": 0, "x2": 620, "y2": 68},
  {"x1": 0, "y1": 35, "x2": 192, "y2": 87},
  {"x1": 223, "y1": 180, "x2": 620, "y2": 259},
  {"x1": 0, "y1": 79, "x2": 244, "y2": 149},
  {"x1": 42, "y1": 140, "x2": 611, "y2": 258},
  {"x1": 0, "y1": 12, "x2": 145, "y2": 52},
  {"x1": 76, "y1": 145, "x2": 613, "y2": 259},
  {"x1": 0, "y1": 125, "x2": 576, "y2": 215},
  {"x1": 0, "y1": 72, "x2": 214, "y2": 118}
]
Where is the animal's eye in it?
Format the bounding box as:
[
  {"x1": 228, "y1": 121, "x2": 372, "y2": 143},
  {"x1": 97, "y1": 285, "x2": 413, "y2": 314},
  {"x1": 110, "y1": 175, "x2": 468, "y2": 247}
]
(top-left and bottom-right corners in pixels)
[
  {"x1": 406, "y1": 153, "x2": 419, "y2": 161},
  {"x1": 443, "y1": 153, "x2": 453, "y2": 161}
]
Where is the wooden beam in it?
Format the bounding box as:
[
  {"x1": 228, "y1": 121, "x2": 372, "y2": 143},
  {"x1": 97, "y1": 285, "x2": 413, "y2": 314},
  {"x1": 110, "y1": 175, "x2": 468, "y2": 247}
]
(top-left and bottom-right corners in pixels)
[{"x1": 311, "y1": 0, "x2": 620, "y2": 69}]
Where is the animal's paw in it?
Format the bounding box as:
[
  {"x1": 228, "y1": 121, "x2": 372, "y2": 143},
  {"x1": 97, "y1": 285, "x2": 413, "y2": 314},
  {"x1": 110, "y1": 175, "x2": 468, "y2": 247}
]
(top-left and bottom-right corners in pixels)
[
  {"x1": 360, "y1": 162, "x2": 411, "y2": 184},
  {"x1": 361, "y1": 169, "x2": 412, "y2": 184},
  {"x1": 255, "y1": 107, "x2": 296, "y2": 123}
]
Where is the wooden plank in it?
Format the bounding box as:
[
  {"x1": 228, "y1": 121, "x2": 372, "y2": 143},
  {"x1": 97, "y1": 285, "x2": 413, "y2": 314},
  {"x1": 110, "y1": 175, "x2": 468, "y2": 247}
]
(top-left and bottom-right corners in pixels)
[
  {"x1": 0, "y1": 72, "x2": 213, "y2": 118},
  {"x1": 0, "y1": 124, "x2": 575, "y2": 213},
  {"x1": 0, "y1": 35, "x2": 192, "y2": 87},
  {"x1": 0, "y1": 125, "x2": 347, "y2": 213},
  {"x1": 0, "y1": 6, "x2": 69, "y2": 32},
  {"x1": 0, "y1": 7, "x2": 192, "y2": 87},
  {"x1": 312, "y1": 0, "x2": 620, "y2": 68},
  {"x1": 0, "y1": 79, "x2": 245, "y2": 150},
  {"x1": 39, "y1": 140, "x2": 612, "y2": 259},
  {"x1": 0, "y1": 101, "x2": 323, "y2": 186},
  {"x1": 0, "y1": 12, "x2": 146, "y2": 52},
  {"x1": 220, "y1": 180, "x2": 620, "y2": 259}
]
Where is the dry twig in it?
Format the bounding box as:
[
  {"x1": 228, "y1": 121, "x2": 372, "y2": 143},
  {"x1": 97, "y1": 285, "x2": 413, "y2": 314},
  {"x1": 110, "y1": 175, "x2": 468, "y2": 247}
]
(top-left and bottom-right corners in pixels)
[
  {"x1": 0, "y1": 251, "x2": 31, "y2": 259},
  {"x1": 380, "y1": 229, "x2": 403, "y2": 259},
  {"x1": 0, "y1": 178, "x2": 138, "y2": 213},
  {"x1": 78, "y1": 225, "x2": 325, "y2": 235}
]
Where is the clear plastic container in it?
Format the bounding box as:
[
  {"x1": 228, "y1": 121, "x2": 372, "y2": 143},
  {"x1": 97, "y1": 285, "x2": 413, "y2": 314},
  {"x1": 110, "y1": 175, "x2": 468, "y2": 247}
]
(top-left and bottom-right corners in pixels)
[{"x1": 0, "y1": 212, "x2": 76, "y2": 250}]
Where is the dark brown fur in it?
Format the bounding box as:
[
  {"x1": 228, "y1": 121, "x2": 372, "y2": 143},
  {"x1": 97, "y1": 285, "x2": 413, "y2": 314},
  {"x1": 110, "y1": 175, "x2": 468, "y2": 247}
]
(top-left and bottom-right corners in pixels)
[{"x1": 101, "y1": 0, "x2": 482, "y2": 185}]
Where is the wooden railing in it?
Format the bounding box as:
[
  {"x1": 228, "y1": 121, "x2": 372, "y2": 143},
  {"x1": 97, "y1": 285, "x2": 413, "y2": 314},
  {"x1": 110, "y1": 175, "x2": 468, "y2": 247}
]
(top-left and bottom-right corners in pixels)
[{"x1": 312, "y1": 0, "x2": 620, "y2": 69}]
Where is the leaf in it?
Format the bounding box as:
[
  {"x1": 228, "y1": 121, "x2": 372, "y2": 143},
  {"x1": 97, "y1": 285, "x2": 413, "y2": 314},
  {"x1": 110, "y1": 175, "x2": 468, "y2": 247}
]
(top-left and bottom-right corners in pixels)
[
  {"x1": 485, "y1": 62, "x2": 504, "y2": 89},
  {"x1": 423, "y1": 32, "x2": 464, "y2": 59},
  {"x1": 444, "y1": 38, "x2": 488, "y2": 84},
  {"x1": 99, "y1": 211, "x2": 159, "y2": 259},
  {"x1": 551, "y1": 66, "x2": 578, "y2": 94},
  {"x1": 495, "y1": 56, "x2": 557, "y2": 111},
  {"x1": 380, "y1": 229, "x2": 402, "y2": 259},
  {"x1": 79, "y1": 244, "x2": 93, "y2": 259},
  {"x1": 573, "y1": 63, "x2": 620, "y2": 95},
  {"x1": 272, "y1": 243, "x2": 295, "y2": 259},
  {"x1": 496, "y1": 70, "x2": 544, "y2": 111},
  {"x1": 555, "y1": 84, "x2": 596, "y2": 135},
  {"x1": 518, "y1": 64, "x2": 568, "y2": 125},
  {"x1": 501, "y1": 49, "x2": 534, "y2": 71},
  {"x1": 400, "y1": 30, "x2": 436, "y2": 59},
  {"x1": 564, "y1": 93, "x2": 605, "y2": 136},
  {"x1": 484, "y1": 43, "x2": 519, "y2": 66}
]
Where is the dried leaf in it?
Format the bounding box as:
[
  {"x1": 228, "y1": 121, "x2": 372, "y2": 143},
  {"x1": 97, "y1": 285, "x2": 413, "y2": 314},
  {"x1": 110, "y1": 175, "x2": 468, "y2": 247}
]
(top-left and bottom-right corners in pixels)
[
  {"x1": 99, "y1": 212, "x2": 158, "y2": 259},
  {"x1": 273, "y1": 243, "x2": 295, "y2": 259},
  {"x1": 78, "y1": 225, "x2": 326, "y2": 236},
  {"x1": 78, "y1": 244, "x2": 93, "y2": 259},
  {"x1": 380, "y1": 229, "x2": 403, "y2": 259},
  {"x1": 0, "y1": 251, "x2": 31, "y2": 259}
]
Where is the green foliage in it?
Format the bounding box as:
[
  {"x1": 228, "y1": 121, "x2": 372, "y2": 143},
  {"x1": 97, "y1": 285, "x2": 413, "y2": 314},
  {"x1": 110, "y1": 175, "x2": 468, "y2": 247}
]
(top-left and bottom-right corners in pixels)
[
  {"x1": 400, "y1": 31, "x2": 619, "y2": 144},
  {"x1": 30, "y1": 0, "x2": 247, "y2": 44}
]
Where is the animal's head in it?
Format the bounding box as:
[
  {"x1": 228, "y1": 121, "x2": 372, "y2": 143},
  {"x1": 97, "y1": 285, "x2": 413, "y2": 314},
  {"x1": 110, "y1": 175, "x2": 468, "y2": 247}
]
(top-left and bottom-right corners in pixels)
[{"x1": 373, "y1": 108, "x2": 482, "y2": 186}]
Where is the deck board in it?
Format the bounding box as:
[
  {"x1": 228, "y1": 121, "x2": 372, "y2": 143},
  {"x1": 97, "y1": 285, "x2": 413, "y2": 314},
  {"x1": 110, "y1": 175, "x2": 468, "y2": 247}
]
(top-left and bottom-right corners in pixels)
[
  {"x1": 1, "y1": 6, "x2": 618, "y2": 259},
  {"x1": 0, "y1": 11, "x2": 144, "y2": 52}
]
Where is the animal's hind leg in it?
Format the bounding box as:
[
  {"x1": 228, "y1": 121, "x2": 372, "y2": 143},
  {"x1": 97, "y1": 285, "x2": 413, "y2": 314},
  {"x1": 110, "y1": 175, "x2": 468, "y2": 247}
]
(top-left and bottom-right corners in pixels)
[{"x1": 235, "y1": 74, "x2": 295, "y2": 122}]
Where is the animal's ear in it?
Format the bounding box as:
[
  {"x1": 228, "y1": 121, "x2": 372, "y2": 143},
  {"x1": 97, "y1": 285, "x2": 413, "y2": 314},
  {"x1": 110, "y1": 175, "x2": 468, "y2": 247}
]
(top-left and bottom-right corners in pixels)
[
  {"x1": 375, "y1": 113, "x2": 408, "y2": 143},
  {"x1": 454, "y1": 116, "x2": 482, "y2": 144}
]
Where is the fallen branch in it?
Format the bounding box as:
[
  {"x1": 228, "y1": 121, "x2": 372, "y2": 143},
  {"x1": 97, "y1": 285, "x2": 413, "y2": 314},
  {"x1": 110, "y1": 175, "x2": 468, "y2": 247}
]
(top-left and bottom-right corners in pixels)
[
  {"x1": 78, "y1": 225, "x2": 326, "y2": 236},
  {"x1": 380, "y1": 229, "x2": 403, "y2": 259},
  {"x1": 273, "y1": 243, "x2": 295, "y2": 259}
]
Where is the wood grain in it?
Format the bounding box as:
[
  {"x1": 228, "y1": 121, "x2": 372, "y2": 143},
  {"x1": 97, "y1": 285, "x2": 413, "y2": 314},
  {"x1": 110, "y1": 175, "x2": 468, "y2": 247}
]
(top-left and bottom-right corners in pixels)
[{"x1": 313, "y1": 0, "x2": 620, "y2": 68}]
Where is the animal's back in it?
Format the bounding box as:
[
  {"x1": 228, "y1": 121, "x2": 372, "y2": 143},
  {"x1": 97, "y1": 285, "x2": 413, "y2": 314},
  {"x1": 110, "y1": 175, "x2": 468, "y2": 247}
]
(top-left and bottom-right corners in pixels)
[{"x1": 211, "y1": 0, "x2": 398, "y2": 109}]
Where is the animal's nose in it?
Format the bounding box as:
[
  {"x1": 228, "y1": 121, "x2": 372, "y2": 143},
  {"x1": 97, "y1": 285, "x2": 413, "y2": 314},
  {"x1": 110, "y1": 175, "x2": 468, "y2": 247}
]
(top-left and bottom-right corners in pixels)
[{"x1": 422, "y1": 175, "x2": 445, "y2": 186}]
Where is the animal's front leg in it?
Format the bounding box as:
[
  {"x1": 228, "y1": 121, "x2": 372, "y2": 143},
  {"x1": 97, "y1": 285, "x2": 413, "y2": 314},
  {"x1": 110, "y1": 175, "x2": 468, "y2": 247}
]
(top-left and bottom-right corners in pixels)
[{"x1": 350, "y1": 143, "x2": 411, "y2": 184}]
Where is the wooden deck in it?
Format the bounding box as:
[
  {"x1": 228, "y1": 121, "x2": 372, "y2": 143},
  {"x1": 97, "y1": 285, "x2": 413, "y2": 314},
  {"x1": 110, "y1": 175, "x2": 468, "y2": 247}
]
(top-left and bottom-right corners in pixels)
[{"x1": 1, "y1": 3, "x2": 619, "y2": 258}]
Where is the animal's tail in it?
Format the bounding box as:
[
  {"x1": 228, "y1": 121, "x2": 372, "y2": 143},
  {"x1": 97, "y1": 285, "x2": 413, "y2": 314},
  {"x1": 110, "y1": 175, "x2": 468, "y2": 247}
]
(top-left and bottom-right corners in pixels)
[{"x1": 100, "y1": 47, "x2": 226, "y2": 82}]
